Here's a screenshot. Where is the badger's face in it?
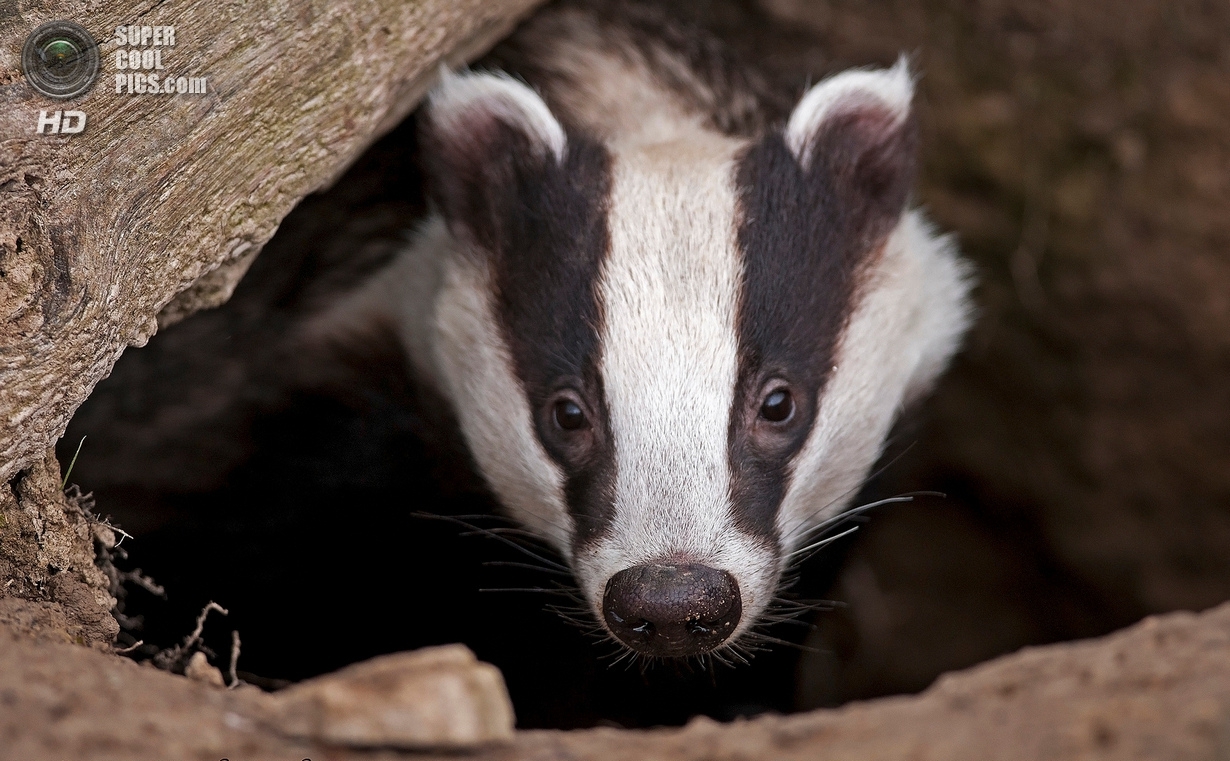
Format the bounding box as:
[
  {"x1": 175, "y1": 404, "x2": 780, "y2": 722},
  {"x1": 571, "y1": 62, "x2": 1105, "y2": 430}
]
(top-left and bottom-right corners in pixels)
[{"x1": 417, "y1": 63, "x2": 971, "y2": 658}]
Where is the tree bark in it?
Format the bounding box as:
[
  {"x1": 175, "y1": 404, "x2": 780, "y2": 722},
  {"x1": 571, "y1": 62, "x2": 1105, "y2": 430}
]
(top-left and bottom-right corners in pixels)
[
  {"x1": 0, "y1": 0, "x2": 542, "y2": 481},
  {"x1": 0, "y1": 0, "x2": 541, "y2": 640}
]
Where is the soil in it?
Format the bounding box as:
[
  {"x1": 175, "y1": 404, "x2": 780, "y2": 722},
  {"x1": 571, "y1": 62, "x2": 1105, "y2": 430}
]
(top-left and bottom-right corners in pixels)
[
  {"x1": 4, "y1": 601, "x2": 1230, "y2": 760},
  {"x1": 0, "y1": 451, "x2": 118, "y2": 651}
]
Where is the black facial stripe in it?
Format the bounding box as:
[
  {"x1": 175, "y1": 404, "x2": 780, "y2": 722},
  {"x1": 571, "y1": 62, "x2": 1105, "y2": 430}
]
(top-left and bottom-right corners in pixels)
[
  {"x1": 729, "y1": 113, "x2": 917, "y2": 543},
  {"x1": 483, "y1": 131, "x2": 619, "y2": 552}
]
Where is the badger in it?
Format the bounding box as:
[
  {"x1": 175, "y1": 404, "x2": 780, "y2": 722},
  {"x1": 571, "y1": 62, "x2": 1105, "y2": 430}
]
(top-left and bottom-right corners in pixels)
[{"x1": 314, "y1": 1, "x2": 973, "y2": 660}]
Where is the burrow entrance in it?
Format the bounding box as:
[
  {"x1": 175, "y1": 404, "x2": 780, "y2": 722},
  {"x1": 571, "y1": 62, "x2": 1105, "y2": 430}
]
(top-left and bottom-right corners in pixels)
[{"x1": 55, "y1": 0, "x2": 1230, "y2": 731}]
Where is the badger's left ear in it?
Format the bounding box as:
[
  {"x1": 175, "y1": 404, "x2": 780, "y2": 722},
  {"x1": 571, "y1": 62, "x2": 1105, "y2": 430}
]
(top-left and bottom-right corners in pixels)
[{"x1": 783, "y1": 57, "x2": 918, "y2": 227}]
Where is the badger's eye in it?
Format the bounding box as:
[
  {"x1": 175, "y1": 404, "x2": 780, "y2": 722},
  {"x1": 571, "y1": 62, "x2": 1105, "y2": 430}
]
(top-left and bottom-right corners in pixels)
[
  {"x1": 759, "y1": 388, "x2": 794, "y2": 423},
  {"x1": 553, "y1": 398, "x2": 588, "y2": 431}
]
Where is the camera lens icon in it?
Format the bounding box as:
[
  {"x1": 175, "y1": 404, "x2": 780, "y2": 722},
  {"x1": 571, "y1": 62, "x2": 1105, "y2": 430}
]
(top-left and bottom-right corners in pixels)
[{"x1": 22, "y1": 21, "x2": 101, "y2": 99}]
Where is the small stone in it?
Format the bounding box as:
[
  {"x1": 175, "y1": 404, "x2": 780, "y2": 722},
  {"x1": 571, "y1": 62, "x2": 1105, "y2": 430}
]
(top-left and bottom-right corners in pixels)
[
  {"x1": 184, "y1": 651, "x2": 226, "y2": 688},
  {"x1": 268, "y1": 644, "x2": 515, "y2": 750}
]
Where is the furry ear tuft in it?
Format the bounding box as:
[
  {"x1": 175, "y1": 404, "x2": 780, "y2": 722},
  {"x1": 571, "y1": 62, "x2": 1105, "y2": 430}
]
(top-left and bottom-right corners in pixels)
[
  {"x1": 426, "y1": 70, "x2": 567, "y2": 161},
  {"x1": 419, "y1": 71, "x2": 567, "y2": 250},
  {"x1": 785, "y1": 57, "x2": 914, "y2": 167},
  {"x1": 782, "y1": 57, "x2": 918, "y2": 228}
]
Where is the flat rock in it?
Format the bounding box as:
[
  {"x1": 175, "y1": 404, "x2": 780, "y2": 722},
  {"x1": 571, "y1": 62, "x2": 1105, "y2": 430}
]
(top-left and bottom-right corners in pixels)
[{"x1": 267, "y1": 644, "x2": 515, "y2": 750}]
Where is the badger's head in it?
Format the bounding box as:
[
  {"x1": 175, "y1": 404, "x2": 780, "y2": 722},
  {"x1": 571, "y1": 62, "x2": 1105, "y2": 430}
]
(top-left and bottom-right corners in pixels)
[{"x1": 415, "y1": 61, "x2": 972, "y2": 659}]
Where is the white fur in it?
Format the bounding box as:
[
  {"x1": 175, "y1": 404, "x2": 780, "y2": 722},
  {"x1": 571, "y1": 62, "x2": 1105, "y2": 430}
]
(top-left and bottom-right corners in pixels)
[
  {"x1": 776, "y1": 211, "x2": 974, "y2": 550},
  {"x1": 770, "y1": 59, "x2": 973, "y2": 558},
  {"x1": 785, "y1": 56, "x2": 914, "y2": 167},
  {"x1": 574, "y1": 135, "x2": 779, "y2": 641},
  {"x1": 429, "y1": 250, "x2": 575, "y2": 553},
  {"x1": 429, "y1": 69, "x2": 567, "y2": 161}
]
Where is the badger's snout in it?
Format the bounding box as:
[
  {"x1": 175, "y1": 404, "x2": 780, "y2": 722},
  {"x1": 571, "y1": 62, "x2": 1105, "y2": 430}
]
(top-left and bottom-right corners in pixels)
[{"x1": 601, "y1": 563, "x2": 742, "y2": 656}]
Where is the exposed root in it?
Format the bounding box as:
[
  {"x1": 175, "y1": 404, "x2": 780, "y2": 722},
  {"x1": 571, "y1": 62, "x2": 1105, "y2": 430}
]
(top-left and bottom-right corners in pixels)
[
  {"x1": 63, "y1": 484, "x2": 165, "y2": 638},
  {"x1": 151, "y1": 601, "x2": 229, "y2": 673},
  {"x1": 228, "y1": 629, "x2": 242, "y2": 689}
]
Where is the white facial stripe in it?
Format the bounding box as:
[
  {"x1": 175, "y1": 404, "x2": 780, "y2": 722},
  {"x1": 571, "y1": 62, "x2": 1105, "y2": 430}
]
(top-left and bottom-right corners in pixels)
[
  {"x1": 429, "y1": 248, "x2": 573, "y2": 555},
  {"x1": 776, "y1": 210, "x2": 974, "y2": 550},
  {"x1": 600, "y1": 141, "x2": 741, "y2": 562},
  {"x1": 577, "y1": 136, "x2": 779, "y2": 631}
]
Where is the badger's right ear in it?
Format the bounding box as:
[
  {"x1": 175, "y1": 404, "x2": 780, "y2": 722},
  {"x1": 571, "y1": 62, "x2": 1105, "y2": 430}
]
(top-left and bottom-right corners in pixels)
[{"x1": 419, "y1": 71, "x2": 567, "y2": 252}]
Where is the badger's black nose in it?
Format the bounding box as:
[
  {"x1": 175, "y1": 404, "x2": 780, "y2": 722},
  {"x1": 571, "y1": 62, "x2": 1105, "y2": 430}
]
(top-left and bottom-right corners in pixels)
[{"x1": 602, "y1": 563, "x2": 742, "y2": 656}]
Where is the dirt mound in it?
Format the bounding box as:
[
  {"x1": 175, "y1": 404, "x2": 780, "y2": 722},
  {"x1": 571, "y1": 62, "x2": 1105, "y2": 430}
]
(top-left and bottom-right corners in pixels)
[
  {"x1": 0, "y1": 451, "x2": 117, "y2": 651},
  {"x1": 4, "y1": 601, "x2": 1229, "y2": 760}
]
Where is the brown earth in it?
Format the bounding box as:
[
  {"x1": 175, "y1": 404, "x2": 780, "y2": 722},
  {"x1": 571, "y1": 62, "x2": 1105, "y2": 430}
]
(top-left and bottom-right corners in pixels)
[
  {"x1": 0, "y1": 451, "x2": 118, "y2": 650},
  {"x1": 4, "y1": 601, "x2": 1230, "y2": 761}
]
